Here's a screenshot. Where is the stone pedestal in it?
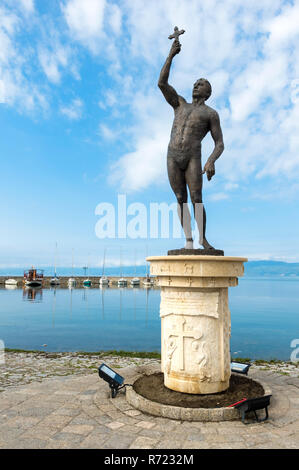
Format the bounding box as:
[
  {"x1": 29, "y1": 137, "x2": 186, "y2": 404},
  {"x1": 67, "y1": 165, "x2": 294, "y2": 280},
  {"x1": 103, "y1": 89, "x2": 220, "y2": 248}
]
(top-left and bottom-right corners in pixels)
[{"x1": 147, "y1": 255, "x2": 247, "y2": 394}]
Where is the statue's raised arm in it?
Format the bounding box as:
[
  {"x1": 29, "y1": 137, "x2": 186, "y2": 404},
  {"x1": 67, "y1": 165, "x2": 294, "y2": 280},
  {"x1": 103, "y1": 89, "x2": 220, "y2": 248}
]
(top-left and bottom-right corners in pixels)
[{"x1": 158, "y1": 32, "x2": 184, "y2": 109}]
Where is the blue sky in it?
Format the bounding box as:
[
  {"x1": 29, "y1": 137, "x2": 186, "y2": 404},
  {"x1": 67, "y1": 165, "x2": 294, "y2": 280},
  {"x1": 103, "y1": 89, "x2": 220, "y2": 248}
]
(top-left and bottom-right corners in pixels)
[{"x1": 0, "y1": 0, "x2": 299, "y2": 268}]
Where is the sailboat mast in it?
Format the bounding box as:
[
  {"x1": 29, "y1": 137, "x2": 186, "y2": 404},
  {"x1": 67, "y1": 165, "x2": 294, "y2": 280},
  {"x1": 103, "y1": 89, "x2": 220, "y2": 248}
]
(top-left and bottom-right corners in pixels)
[
  {"x1": 72, "y1": 249, "x2": 74, "y2": 277},
  {"x1": 120, "y1": 247, "x2": 122, "y2": 278},
  {"x1": 54, "y1": 242, "x2": 57, "y2": 277},
  {"x1": 102, "y1": 248, "x2": 106, "y2": 277}
]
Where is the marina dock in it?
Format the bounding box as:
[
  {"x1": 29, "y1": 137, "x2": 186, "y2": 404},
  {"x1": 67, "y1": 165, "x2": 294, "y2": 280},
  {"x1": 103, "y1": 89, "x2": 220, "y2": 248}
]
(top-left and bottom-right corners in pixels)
[{"x1": 0, "y1": 276, "x2": 156, "y2": 288}]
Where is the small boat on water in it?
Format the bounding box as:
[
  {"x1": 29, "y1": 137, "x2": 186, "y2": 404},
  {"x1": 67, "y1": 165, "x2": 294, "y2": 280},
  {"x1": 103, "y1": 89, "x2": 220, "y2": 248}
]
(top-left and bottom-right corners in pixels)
[
  {"x1": 143, "y1": 275, "x2": 153, "y2": 287},
  {"x1": 118, "y1": 277, "x2": 127, "y2": 287},
  {"x1": 68, "y1": 278, "x2": 76, "y2": 288},
  {"x1": 100, "y1": 276, "x2": 109, "y2": 286},
  {"x1": 130, "y1": 277, "x2": 140, "y2": 287},
  {"x1": 50, "y1": 276, "x2": 60, "y2": 286},
  {"x1": 5, "y1": 278, "x2": 18, "y2": 286},
  {"x1": 23, "y1": 268, "x2": 44, "y2": 287},
  {"x1": 5, "y1": 284, "x2": 17, "y2": 290}
]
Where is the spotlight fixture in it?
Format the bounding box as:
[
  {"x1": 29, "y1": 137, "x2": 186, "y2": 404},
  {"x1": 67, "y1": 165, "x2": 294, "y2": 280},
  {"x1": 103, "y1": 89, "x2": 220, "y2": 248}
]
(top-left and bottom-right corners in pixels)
[
  {"x1": 230, "y1": 361, "x2": 252, "y2": 375},
  {"x1": 98, "y1": 363, "x2": 132, "y2": 398},
  {"x1": 233, "y1": 395, "x2": 272, "y2": 424}
]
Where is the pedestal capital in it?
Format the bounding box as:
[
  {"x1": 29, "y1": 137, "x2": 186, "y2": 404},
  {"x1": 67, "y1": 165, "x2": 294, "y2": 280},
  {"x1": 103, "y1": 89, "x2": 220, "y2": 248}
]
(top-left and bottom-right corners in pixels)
[{"x1": 147, "y1": 255, "x2": 247, "y2": 288}]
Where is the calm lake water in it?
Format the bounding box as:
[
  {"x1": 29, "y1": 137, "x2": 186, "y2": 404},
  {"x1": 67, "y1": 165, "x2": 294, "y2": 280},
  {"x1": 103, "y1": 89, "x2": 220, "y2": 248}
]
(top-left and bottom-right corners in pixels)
[{"x1": 0, "y1": 278, "x2": 298, "y2": 360}]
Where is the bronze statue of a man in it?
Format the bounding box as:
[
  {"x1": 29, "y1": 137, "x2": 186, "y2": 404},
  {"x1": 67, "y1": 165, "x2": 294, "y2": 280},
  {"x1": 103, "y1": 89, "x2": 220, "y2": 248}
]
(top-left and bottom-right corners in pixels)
[{"x1": 158, "y1": 35, "x2": 224, "y2": 251}]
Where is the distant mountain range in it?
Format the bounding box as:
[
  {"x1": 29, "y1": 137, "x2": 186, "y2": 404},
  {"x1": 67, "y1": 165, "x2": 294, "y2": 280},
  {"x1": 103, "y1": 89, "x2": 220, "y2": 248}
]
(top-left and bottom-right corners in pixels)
[
  {"x1": 244, "y1": 260, "x2": 299, "y2": 277},
  {"x1": 0, "y1": 260, "x2": 299, "y2": 278}
]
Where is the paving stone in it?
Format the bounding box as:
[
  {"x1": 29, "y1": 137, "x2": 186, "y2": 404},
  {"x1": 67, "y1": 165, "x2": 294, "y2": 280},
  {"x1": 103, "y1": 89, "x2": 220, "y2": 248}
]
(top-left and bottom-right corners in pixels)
[
  {"x1": 106, "y1": 421, "x2": 125, "y2": 430},
  {"x1": 51, "y1": 432, "x2": 85, "y2": 446},
  {"x1": 124, "y1": 409, "x2": 142, "y2": 417},
  {"x1": 117, "y1": 424, "x2": 142, "y2": 435},
  {"x1": 68, "y1": 414, "x2": 99, "y2": 426},
  {"x1": 51, "y1": 407, "x2": 81, "y2": 417},
  {"x1": 38, "y1": 414, "x2": 73, "y2": 429},
  {"x1": 155, "y1": 439, "x2": 186, "y2": 449},
  {"x1": 61, "y1": 424, "x2": 95, "y2": 435},
  {"x1": 4, "y1": 438, "x2": 47, "y2": 449},
  {"x1": 79, "y1": 432, "x2": 109, "y2": 449},
  {"x1": 130, "y1": 436, "x2": 158, "y2": 449},
  {"x1": 4, "y1": 416, "x2": 41, "y2": 429},
  {"x1": 136, "y1": 420, "x2": 156, "y2": 429},
  {"x1": 19, "y1": 425, "x2": 58, "y2": 440},
  {"x1": 101, "y1": 433, "x2": 135, "y2": 449},
  {"x1": 138, "y1": 429, "x2": 164, "y2": 439}
]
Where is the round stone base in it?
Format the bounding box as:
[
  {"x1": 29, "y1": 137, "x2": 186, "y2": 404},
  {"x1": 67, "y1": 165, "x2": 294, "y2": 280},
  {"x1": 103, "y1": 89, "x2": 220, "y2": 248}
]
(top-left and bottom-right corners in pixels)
[{"x1": 126, "y1": 372, "x2": 271, "y2": 422}]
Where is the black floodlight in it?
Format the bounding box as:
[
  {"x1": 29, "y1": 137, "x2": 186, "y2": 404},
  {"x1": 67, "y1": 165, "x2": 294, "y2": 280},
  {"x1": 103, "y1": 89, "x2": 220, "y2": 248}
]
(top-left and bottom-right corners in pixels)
[
  {"x1": 98, "y1": 363, "x2": 125, "y2": 398},
  {"x1": 230, "y1": 361, "x2": 252, "y2": 375},
  {"x1": 234, "y1": 395, "x2": 272, "y2": 424}
]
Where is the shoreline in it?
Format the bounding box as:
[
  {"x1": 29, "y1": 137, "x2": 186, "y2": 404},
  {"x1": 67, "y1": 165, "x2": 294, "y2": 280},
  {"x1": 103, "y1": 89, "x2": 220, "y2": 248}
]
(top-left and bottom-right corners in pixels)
[{"x1": 1, "y1": 349, "x2": 298, "y2": 393}]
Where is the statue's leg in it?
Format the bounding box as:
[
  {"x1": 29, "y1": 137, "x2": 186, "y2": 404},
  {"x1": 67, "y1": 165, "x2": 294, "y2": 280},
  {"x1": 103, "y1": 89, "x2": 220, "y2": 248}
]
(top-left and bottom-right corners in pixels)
[
  {"x1": 185, "y1": 157, "x2": 214, "y2": 250},
  {"x1": 167, "y1": 157, "x2": 193, "y2": 248}
]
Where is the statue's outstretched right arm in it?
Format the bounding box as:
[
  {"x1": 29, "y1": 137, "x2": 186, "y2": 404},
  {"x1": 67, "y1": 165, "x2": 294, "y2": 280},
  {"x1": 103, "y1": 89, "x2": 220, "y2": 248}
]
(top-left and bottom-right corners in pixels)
[{"x1": 158, "y1": 41, "x2": 181, "y2": 109}]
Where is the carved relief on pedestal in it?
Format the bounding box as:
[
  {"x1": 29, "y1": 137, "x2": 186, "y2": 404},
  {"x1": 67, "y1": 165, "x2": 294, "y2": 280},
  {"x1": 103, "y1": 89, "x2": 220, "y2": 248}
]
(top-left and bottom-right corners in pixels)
[
  {"x1": 191, "y1": 339, "x2": 211, "y2": 382},
  {"x1": 184, "y1": 263, "x2": 194, "y2": 275},
  {"x1": 160, "y1": 289, "x2": 219, "y2": 318},
  {"x1": 163, "y1": 315, "x2": 214, "y2": 383},
  {"x1": 164, "y1": 316, "x2": 203, "y2": 373}
]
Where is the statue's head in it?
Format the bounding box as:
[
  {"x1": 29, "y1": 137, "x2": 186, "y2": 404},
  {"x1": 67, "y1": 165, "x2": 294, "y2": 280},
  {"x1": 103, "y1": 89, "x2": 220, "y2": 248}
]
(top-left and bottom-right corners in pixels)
[{"x1": 192, "y1": 78, "x2": 212, "y2": 101}]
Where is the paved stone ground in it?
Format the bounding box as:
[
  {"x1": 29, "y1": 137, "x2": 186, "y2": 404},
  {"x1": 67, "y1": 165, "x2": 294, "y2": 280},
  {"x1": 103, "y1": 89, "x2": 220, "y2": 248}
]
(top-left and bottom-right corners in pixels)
[
  {"x1": 0, "y1": 351, "x2": 159, "y2": 391},
  {"x1": 0, "y1": 360, "x2": 298, "y2": 449},
  {"x1": 1, "y1": 351, "x2": 298, "y2": 392}
]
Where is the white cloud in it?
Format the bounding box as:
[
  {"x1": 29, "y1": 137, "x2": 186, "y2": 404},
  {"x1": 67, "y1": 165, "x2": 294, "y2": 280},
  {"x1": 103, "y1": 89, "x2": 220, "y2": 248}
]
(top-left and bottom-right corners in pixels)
[
  {"x1": 208, "y1": 192, "x2": 229, "y2": 202},
  {"x1": 0, "y1": 5, "x2": 46, "y2": 111},
  {"x1": 19, "y1": 0, "x2": 35, "y2": 13},
  {"x1": 99, "y1": 123, "x2": 117, "y2": 140},
  {"x1": 62, "y1": 0, "x2": 106, "y2": 52},
  {"x1": 38, "y1": 46, "x2": 69, "y2": 84},
  {"x1": 107, "y1": 3, "x2": 122, "y2": 36},
  {"x1": 109, "y1": 90, "x2": 172, "y2": 192},
  {"x1": 60, "y1": 98, "x2": 83, "y2": 120}
]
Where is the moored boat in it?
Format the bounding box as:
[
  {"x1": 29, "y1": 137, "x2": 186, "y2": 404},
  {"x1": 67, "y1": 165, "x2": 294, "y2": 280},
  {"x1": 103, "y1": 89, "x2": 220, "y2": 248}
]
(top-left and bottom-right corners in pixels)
[
  {"x1": 143, "y1": 275, "x2": 153, "y2": 287},
  {"x1": 118, "y1": 277, "x2": 127, "y2": 287},
  {"x1": 99, "y1": 276, "x2": 109, "y2": 286},
  {"x1": 23, "y1": 268, "x2": 44, "y2": 287},
  {"x1": 50, "y1": 276, "x2": 60, "y2": 286},
  {"x1": 130, "y1": 277, "x2": 140, "y2": 286},
  {"x1": 5, "y1": 278, "x2": 18, "y2": 286},
  {"x1": 68, "y1": 277, "x2": 76, "y2": 288}
]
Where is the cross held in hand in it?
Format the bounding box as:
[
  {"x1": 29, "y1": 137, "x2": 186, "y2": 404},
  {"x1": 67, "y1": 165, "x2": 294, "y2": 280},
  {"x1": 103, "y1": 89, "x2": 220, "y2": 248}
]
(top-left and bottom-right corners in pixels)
[{"x1": 168, "y1": 26, "x2": 185, "y2": 43}]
